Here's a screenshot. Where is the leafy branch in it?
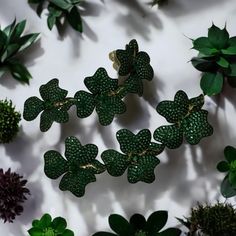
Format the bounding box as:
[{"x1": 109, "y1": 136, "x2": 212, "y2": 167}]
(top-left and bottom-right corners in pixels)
[{"x1": 0, "y1": 19, "x2": 39, "y2": 84}]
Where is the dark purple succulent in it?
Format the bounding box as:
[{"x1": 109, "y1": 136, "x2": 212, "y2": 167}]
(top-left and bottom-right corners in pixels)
[{"x1": 0, "y1": 168, "x2": 30, "y2": 223}]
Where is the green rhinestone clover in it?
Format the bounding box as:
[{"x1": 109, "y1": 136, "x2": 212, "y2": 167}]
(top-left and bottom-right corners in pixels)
[
  {"x1": 191, "y1": 24, "x2": 236, "y2": 95},
  {"x1": 217, "y1": 145, "x2": 236, "y2": 198},
  {"x1": 44, "y1": 136, "x2": 106, "y2": 197},
  {"x1": 23, "y1": 79, "x2": 75, "y2": 132},
  {"x1": 154, "y1": 90, "x2": 213, "y2": 149},
  {"x1": 92, "y1": 211, "x2": 181, "y2": 236},
  {"x1": 102, "y1": 129, "x2": 164, "y2": 183},
  {"x1": 28, "y1": 213, "x2": 74, "y2": 236},
  {"x1": 75, "y1": 67, "x2": 127, "y2": 126},
  {"x1": 109, "y1": 39, "x2": 154, "y2": 96}
]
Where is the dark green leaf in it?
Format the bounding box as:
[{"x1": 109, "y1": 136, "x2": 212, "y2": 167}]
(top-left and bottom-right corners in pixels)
[
  {"x1": 208, "y1": 24, "x2": 229, "y2": 49},
  {"x1": 191, "y1": 57, "x2": 216, "y2": 72},
  {"x1": 129, "y1": 214, "x2": 146, "y2": 230},
  {"x1": 10, "y1": 20, "x2": 26, "y2": 41},
  {"x1": 18, "y1": 33, "x2": 40, "y2": 52},
  {"x1": 146, "y1": 211, "x2": 168, "y2": 233},
  {"x1": 28, "y1": 228, "x2": 42, "y2": 236},
  {"x1": 9, "y1": 62, "x2": 32, "y2": 84},
  {"x1": 0, "y1": 31, "x2": 8, "y2": 53},
  {"x1": 224, "y1": 146, "x2": 236, "y2": 163},
  {"x1": 52, "y1": 217, "x2": 67, "y2": 233},
  {"x1": 229, "y1": 172, "x2": 236, "y2": 188},
  {"x1": 158, "y1": 228, "x2": 182, "y2": 236},
  {"x1": 222, "y1": 46, "x2": 236, "y2": 55},
  {"x1": 47, "y1": 15, "x2": 56, "y2": 30},
  {"x1": 49, "y1": 0, "x2": 72, "y2": 10},
  {"x1": 200, "y1": 72, "x2": 223, "y2": 96},
  {"x1": 216, "y1": 57, "x2": 229, "y2": 68},
  {"x1": 3, "y1": 19, "x2": 16, "y2": 36},
  {"x1": 40, "y1": 213, "x2": 52, "y2": 228},
  {"x1": 192, "y1": 37, "x2": 213, "y2": 54},
  {"x1": 67, "y1": 6, "x2": 83, "y2": 32},
  {"x1": 63, "y1": 229, "x2": 75, "y2": 236},
  {"x1": 217, "y1": 161, "x2": 229, "y2": 172},
  {"x1": 221, "y1": 175, "x2": 236, "y2": 198},
  {"x1": 109, "y1": 214, "x2": 133, "y2": 235}
]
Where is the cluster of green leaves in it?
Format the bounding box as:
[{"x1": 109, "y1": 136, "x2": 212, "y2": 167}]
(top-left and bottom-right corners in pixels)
[
  {"x1": 28, "y1": 213, "x2": 74, "y2": 236},
  {"x1": 178, "y1": 202, "x2": 236, "y2": 236},
  {"x1": 191, "y1": 24, "x2": 236, "y2": 96},
  {"x1": 23, "y1": 39, "x2": 154, "y2": 131},
  {"x1": 28, "y1": 0, "x2": 85, "y2": 32},
  {"x1": 44, "y1": 136, "x2": 106, "y2": 197},
  {"x1": 217, "y1": 145, "x2": 236, "y2": 198},
  {"x1": 0, "y1": 19, "x2": 39, "y2": 84},
  {"x1": 154, "y1": 90, "x2": 213, "y2": 149},
  {"x1": 93, "y1": 211, "x2": 181, "y2": 236}
]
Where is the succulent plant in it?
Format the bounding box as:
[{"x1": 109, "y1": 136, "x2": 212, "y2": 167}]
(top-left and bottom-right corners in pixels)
[
  {"x1": 23, "y1": 39, "x2": 154, "y2": 130},
  {"x1": 28, "y1": 0, "x2": 84, "y2": 33},
  {"x1": 0, "y1": 168, "x2": 30, "y2": 223},
  {"x1": 0, "y1": 19, "x2": 39, "y2": 84},
  {"x1": 178, "y1": 202, "x2": 236, "y2": 236},
  {"x1": 217, "y1": 145, "x2": 236, "y2": 198},
  {"x1": 93, "y1": 210, "x2": 181, "y2": 236},
  {"x1": 28, "y1": 213, "x2": 74, "y2": 236},
  {"x1": 44, "y1": 136, "x2": 106, "y2": 197},
  {"x1": 154, "y1": 90, "x2": 213, "y2": 149},
  {"x1": 191, "y1": 24, "x2": 236, "y2": 96},
  {"x1": 0, "y1": 99, "x2": 21, "y2": 143},
  {"x1": 102, "y1": 129, "x2": 164, "y2": 183}
]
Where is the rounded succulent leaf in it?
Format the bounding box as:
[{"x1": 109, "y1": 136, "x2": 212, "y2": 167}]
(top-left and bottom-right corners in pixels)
[
  {"x1": 224, "y1": 146, "x2": 236, "y2": 163},
  {"x1": 221, "y1": 175, "x2": 236, "y2": 198},
  {"x1": 146, "y1": 211, "x2": 168, "y2": 233},
  {"x1": 129, "y1": 214, "x2": 146, "y2": 230},
  {"x1": 52, "y1": 217, "x2": 67, "y2": 233},
  {"x1": 217, "y1": 161, "x2": 229, "y2": 172},
  {"x1": 109, "y1": 214, "x2": 133, "y2": 235}
]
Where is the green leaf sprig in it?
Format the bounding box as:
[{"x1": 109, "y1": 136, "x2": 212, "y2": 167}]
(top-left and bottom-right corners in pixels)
[
  {"x1": 23, "y1": 39, "x2": 154, "y2": 131},
  {"x1": 28, "y1": 213, "x2": 74, "y2": 236},
  {"x1": 92, "y1": 211, "x2": 181, "y2": 236},
  {"x1": 0, "y1": 19, "x2": 39, "y2": 84},
  {"x1": 28, "y1": 0, "x2": 84, "y2": 32},
  {"x1": 191, "y1": 24, "x2": 236, "y2": 96},
  {"x1": 217, "y1": 145, "x2": 236, "y2": 198}
]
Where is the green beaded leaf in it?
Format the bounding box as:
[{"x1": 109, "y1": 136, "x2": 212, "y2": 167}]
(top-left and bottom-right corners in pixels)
[
  {"x1": 74, "y1": 90, "x2": 95, "y2": 118},
  {"x1": 156, "y1": 90, "x2": 189, "y2": 123},
  {"x1": 23, "y1": 96, "x2": 44, "y2": 121},
  {"x1": 123, "y1": 75, "x2": 143, "y2": 96},
  {"x1": 181, "y1": 110, "x2": 213, "y2": 145},
  {"x1": 44, "y1": 136, "x2": 105, "y2": 197},
  {"x1": 28, "y1": 213, "x2": 75, "y2": 236},
  {"x1": 127, "y1": 155, "x2": 160, "y2": 183},
  {"x1": 155, "y1": 91, "x2": 213, "y2": 148},
  {"x1": 154, "y1": 125, "x2": 183, "y2": 149},
  {"x1": 116, "y1": 129, "x2": 151, "y2": 154},
  {"x1": 96, "y1": 95, "x2": 126, "y2": 126},
  {"x1": 101, "y1": 150, "x2": 129, "y2": 177},
  {"x1": 84, "y1": 68, "x2": 118, "y2": 95},
  {"x1": 23, "y1": 79, "x2": 74, "y2": 132},
  {"x1": 103, "y1": 129, "x2": 163, "y2": 183}
]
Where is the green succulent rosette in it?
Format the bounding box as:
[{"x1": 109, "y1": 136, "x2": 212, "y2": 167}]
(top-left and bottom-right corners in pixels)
[
  {"x1": 102, "y1": 129, "x2": 164, "y2": 183},
  {"x1": 28, "y1": 213, "x2": 74, "y2": 236},
  {"x1": 93, "y1": 211, "x2": 181, "y2": 236},
  {"x1": 44, "y1": 136, "x2": 106, "y2": 197},
  {"x1": 154, "y1": 90, "x2": 213, "y2": 149}
]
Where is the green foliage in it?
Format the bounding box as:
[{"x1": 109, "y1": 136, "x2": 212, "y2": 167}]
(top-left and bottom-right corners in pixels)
[
  {"x1": 23, "y1": 40, "x2": 154, "y2": 130},
  {"x1": 44, "y1": 136, "x2": 105, "y2": 197},
  {"x1": 102, "y1": 129, "x2": 164, "y2": 183},
  {"x1": 28, "y1": 0, "x2": 83, "y2": 33},
  {"x1": 0, "y1": 99, "x2": 21, "y2": 143},
  {"x1": 0, "y1": 19, "x2": 39, "y2": 84},
  {"x1": 150, "y1": 0, "x2": 168, "y2": 6},
  {"x1": 178, "y1": 202, "x2": 236, "y2": 236},
  {"x1": 154, "y1": 90, "x2": 213, "y2": 149},
  {"x1": 217, "y1": 145, "x2": 236, "y2": 198},
  {"x1": 191, "y1": 24, "x2": 236, "y2": 96},
  {"x1": 28, "y1": 213, "x2": 74, "y2": 236},
  {"x1": 92, "y1": 211, "x2": 181, "y2": 236}
]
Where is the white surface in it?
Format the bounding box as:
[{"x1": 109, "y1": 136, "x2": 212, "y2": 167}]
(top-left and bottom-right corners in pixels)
[{"x1": 1, "y1": 0, "x2": 236, "y2": 235}]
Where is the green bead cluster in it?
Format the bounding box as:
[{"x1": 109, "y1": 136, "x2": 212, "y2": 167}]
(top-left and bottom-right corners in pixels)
[{"x1": 0, "y1": 99, "x2": 21, "y2": 143}]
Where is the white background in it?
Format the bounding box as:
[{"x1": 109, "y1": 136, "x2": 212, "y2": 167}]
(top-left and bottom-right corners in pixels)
[{"x1": 1, "y1": 0, "x2": 236, "y2": 235}]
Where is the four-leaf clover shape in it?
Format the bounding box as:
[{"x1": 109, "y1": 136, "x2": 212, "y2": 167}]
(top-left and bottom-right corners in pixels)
[
  {"x1": 44, "y1": 136, "x2": 106, "y2": 197},
  {"x1": 92, "y1": 211, "x2": 181, "y2": 236},
  {"x1": 110, "y1": 39, "x2": 154, "y2": 96},
  {"x1": 102, "y1": 129, "x2": 164, "y2": 183},
  {"x1": 217, "y1": 145, "x2": 236, "y2": 198},
  {"x1": 154, "y1": 90, "x2": 213, "y2": 149},
  {"x1": 28, "y1": 213, "x2": 74, "y2": 236}
]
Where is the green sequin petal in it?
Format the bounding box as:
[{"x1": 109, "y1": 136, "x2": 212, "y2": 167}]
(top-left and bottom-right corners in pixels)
[
  {"x1": 65, "y1": 136, "x2": 82, "y2": 162},
  {"x1": 40, "y1": 110, "x2": 54, "y2": 132},
  {"x1": 116, "y1": 129, "x2": 136, "y2": 154}
]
